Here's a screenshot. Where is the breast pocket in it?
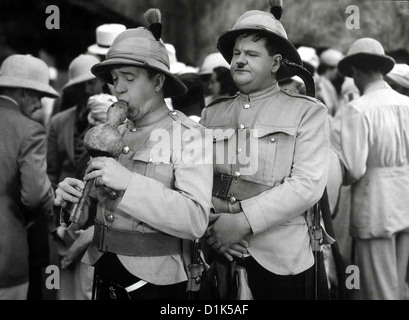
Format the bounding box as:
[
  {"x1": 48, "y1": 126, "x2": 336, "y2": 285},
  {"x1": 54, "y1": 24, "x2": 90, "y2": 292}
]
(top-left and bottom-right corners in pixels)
[
  {"x1": 132, "y1": 147, "x2": 175, "y2": 188},
  {"x1": 252, "y1": 126, "x2": 296, "y2": 181},
  {"x1": 211, "y1": 128, "x2": 236, "y2": 167}
]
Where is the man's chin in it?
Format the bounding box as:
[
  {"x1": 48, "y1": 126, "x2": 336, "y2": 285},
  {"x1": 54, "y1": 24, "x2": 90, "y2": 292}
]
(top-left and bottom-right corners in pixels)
[{"x1": 233, "y1": 79, "x2": 251, "y2": 91}]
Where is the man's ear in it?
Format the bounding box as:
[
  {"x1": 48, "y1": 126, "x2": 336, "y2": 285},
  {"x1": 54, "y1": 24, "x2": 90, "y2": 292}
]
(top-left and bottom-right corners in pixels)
[
  {"x1": 154, "y1": 73, "x2": 166, "y2": 93},
  {"x1": 271, "y1": 54, "x2": 282, "y2": 74}
]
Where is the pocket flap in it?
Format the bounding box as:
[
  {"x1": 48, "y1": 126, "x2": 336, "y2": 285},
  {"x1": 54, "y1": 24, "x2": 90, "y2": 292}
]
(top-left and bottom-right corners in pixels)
[
  {"x1": 132, "y1": 147, "x2": 170, "y2": 163},
  {"x1": 211, "y1": 128, "x2": 236, "y2": 142},
  {"x1": 252, "y1": 126, "x2": 296, "y2": 138}
]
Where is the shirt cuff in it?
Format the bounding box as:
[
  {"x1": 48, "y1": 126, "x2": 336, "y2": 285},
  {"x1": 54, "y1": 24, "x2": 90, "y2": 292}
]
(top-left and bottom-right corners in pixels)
[{"x1": 240, "y1": 198, "x2": 268, "y2": 235}]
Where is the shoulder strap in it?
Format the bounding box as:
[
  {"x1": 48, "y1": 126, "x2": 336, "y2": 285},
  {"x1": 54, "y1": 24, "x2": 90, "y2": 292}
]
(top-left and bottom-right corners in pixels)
[
  {"x1": 168, "y1": 110, "x2": 203, "y2": 130},
  {"x1": 206, "y1": 94, "x2": 238, "y2": 108}
]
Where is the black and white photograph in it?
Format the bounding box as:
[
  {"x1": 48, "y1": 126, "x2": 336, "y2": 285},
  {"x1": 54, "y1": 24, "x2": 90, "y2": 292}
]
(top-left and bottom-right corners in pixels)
[{"x1": 1, "y1": 0, "x2": 409, "y2": 309}]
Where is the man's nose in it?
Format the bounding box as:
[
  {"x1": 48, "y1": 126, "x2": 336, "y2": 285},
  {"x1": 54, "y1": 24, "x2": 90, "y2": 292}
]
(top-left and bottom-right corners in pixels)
[
  {"x1": 235, "y1": 53, "x2": 246, "y2": 68},
  {"x1": 114, "y1": 80, "x2": 126, "y2": 94}
]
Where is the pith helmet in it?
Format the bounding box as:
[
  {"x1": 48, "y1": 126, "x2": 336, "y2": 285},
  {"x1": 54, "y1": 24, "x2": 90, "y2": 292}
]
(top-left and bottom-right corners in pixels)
[
  {"x1": 62, "y1": 54, "x2": 101, "y2": 91},
  {"x1": 217, "y1": 10, "x2": 301, "y2": 80},
  {"x1": 0, "y1": 54, "x2": 59, "y2": 98},
  {"x1": 91, "y1": 15, "x2": 187, "y2": 98},
  {"x1": 338, "y1": 38, "x2": 395, "y2": 77}
]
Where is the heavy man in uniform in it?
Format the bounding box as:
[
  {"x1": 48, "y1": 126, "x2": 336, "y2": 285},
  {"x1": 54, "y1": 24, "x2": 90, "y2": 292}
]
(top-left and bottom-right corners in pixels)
[
  {"x1": 53, "y1": 9, "x2": 213, "y2": 300},
  {"x1": 201, "y1": 8, "x2": 330, "y2": 300}
]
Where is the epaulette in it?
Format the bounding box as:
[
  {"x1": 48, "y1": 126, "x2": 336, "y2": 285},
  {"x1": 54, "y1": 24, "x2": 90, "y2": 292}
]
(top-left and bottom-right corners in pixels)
[
  {"x1": 281, "y1": 88, "x2": 321, "y2": 104},
  {"x1": 206, "y1": 93, "x2": 239, "y2": 108},
  {"x1": 168, "y1": 110, "x2": 203, "y2": 130}
]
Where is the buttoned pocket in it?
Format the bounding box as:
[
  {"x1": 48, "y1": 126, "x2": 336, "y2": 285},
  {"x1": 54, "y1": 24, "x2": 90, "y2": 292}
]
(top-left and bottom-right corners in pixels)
[
  {"x1": 211, "y1": 128, "x2": 236, "y2": 167},
  {"x1": 252, "y1": 126, "x2": 297, "y2": 181},
  {"x1": 132, "y1": 147, "x2": 174, "y2": 188}
]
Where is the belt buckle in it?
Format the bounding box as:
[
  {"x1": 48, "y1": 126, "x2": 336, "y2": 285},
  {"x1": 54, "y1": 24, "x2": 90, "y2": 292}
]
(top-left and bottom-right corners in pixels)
[{"x1": 216, "y1": 174, "x2": 233, "y2": 200}]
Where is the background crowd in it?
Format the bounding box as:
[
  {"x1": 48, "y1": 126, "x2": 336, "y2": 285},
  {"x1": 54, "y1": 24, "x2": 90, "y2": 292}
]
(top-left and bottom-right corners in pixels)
[{"x1": 1, "y1": 0, "x2": 409, "y2": 301}]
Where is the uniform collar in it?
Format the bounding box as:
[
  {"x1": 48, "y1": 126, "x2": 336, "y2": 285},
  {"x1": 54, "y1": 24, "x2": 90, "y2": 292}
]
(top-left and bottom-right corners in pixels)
[
  {"x1": 363, "y1": 79, "x2": 391, "y2": 95},
  {"x1": 127, "y1": 103, "x2": 169, "y2": 130},
  {"x1": 238, "y1": 81, "x2": 280, "y2": 103}
]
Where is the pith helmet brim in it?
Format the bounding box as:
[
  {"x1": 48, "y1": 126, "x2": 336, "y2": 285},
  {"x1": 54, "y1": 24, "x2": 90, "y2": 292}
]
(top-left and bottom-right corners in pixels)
[
  {"x1": 91, "y1": 58, "x2": 187, "y2": 99},
  {"x1": 338, "y1": 53, "x2": 395, "y2": 78},
  {"x1": 338, "y1": 38, "x2": 396, "y2": 78}
]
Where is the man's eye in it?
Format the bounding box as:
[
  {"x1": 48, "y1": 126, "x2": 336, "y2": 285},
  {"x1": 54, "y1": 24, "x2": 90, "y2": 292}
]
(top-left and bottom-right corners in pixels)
[
  {"x1": 233, "y1": 51, "x2": 240, "y2": 56},
  {"x1": 126, "y1": 76, "x2": 135, "y2": 81}
]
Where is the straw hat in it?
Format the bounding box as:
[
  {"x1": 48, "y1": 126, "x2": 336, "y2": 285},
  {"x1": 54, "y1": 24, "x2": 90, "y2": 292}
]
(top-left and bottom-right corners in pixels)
[
  {"x1": 199, "y1": 52, "x2": 230, "y2": 76},
  {"x1": 62, "y1": 54, "x2": 101, "y2": 91},
  {"x1": 0, "y1": 54, "x2": 59, "y2": 98},
  {"x1": 297, "y1": 46, "x2": 319, "y2": 71},
  {"x1": 91, "y1": 28, "x2": 187, "y2": 98},
  {"x1": 338, "y1": 38, "x2": 395, "y2": 77},
  {"x1": 320, "y1": 49, "x2": 344, "y2": 68},
  {"x1": 87, "y1": 24, "x2": 127, "y2": 57},
  {"x1": 217, "y1": 10, "x2": 301, "y2": 80},
  {"x1": 385, "y1": 63, "x2": 409, "y2": 90}
]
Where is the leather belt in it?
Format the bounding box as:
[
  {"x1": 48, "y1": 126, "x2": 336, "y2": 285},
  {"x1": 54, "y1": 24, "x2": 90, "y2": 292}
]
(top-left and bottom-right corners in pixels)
[
  {"x1": 93, "y1": 223, "x2": 182, "y2": 257},
  {"x1": 212, "y1": 173, "x2": 272, "y2": 203}
]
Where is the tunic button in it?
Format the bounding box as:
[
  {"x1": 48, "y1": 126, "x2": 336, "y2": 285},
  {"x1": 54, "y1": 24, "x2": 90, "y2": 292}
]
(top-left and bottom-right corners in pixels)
[
  {"x1": 234, "y1": 171, "x2": 241, "y2": 178},
  {"x1": 171, "y1": 111, "x2": 178, "y2": 116},
  {"x1": 148, "y1": 158, "x2": 153, "y2": 163},
  {"x1": 239, "y1": 124, "x2": 245, "y2": 129},
  {"x1": 229, "y1": 196, "x2": 237, "y2": 204},
  {"x1": 106, "y1": 214, "x2": 114, "y2": 222},
  {"x1": 130, "y1": 127, "x2": 137, "y2": 132},
  {"x1": 244, "y1": 103, "x2": 250, "y2": 109},
  {"x1": 109, "y1": 190, "x2": 118, "y2": 199},
  {"x1": 213, "y1": 135, "x2": 218, "y2": 141},
  {"x1": 270, "y1": 138, "x2": 276, "y2": 143},
  {"x1": 123, "y1": 146, "x2": 130, "y2": 154},
  {"x1": 237, "y1": 148, "x2": 242, "y2": 154}
]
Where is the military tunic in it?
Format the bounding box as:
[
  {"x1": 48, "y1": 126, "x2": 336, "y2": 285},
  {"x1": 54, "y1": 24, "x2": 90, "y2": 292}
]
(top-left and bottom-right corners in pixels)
[
  {"x1": 83, "y1": 104, "x2": 213, "y2": 285},
  {"x1": 200, "y1": 82, "x2": 330, "y2": 275}
]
